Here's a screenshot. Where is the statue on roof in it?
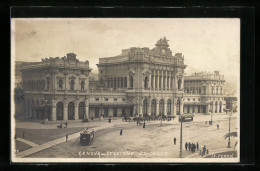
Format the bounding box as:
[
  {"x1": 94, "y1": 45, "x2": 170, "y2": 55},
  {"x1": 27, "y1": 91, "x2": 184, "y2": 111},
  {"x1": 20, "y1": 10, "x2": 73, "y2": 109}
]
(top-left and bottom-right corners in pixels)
[{"x1": 155, "y1": 36, "x2": 169, "y2": 47}]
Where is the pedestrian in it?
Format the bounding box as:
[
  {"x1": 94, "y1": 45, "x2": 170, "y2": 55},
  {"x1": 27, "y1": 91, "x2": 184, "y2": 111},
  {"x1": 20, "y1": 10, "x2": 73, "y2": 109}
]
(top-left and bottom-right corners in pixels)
[
  {"x1": 191, "y1": 144, "x2": 194, "y2": 153},
  {"x1": 197, "y1": 142, "x2": 199, "y2": 150},
  {"x1": 188, "y1": 142, "x2": 191, "y2": 151},
  {"x1": 185, "y1": 142, "x2": 187, "y2": 150},
  {"x1": 174, "y1": 137, "x2": 177, "y2": 145},
  {"x1": 206, "y1": 149, "x2": 209, "y2": 155},
  {"x1": 66, "y1": 134, "x2": 68, "y2": 142},
  {"x1": 194, "y1": 143, "x2": 196, "y2": 152},
  {"x1": 202, "y1": 145, "x2": 206, "y2": 156},
  {"x1": 217, "y1": 124, "x2": 219, "y2": 130},
  {"x1": 120, "y1": 129, "x2": 123, "y2": 135},
  {"x1": 64, "y1": 122, "x2": 68, "y2": 128},
  {"x1": 234, "y1": 141, "x2": 238, "y2": 148},
  {"x1": 143, "y1": 121, "x2": 146, "y2": 128},
  {"x1": 23, "y1": 131, "x2": 25, "y2": 138},
  {"x1": 136, "y1": 119, "x2": 138, "y2": 125}
]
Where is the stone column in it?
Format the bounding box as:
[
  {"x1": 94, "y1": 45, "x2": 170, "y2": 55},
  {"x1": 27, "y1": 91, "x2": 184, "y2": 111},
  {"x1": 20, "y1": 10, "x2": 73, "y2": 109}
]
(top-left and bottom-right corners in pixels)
[
  {"x1": 147, "y1": 101, "x2": 151, "y2": 116},
  {"x1": 139, "y1": 104, "x2": 143, "y2": 116},
  {"x1": 51, "y1": 106, "x2": 56, "y2": 121},
  {"x1": 148, "y1": 74, "x2": 151, "y2": 89},
  {"x1": 160, "y1": 71, "x2": 163, "y2": 90},
  {"x1": 64, "y1": 105, "x2": 68, "y2": 120},
  {"x1": 127, "y1": 75, "x2": 129, "y2": 88},
  {"x1": 157, "y1": 70, "x2": 159, "y2": 90},
  {"x1": 153, "y1": 70, "x2": 155, "y2": 90},
  {"x1": 85, "y1": 106, "x2": 89, "y2": 119},
  {"x1": 180, "y1": 102, "x2": 184, "y2": 114},
  {"x1": 165, "y1": 71, "x2": 167, "y2": 90},
  {"x1": 75, "y1": 104, "x2": 79, "y2": 120},
  {"x1": 206, "y1": 104, "x2": 210, "y2": 114},
  {"x1": 173, "y1": 100, "x2": 176, "y2": 116}
]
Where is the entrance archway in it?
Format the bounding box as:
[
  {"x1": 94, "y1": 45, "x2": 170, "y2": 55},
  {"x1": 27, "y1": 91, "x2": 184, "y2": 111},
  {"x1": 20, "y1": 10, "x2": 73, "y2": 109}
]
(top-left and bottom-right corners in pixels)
[
  {"x1": 78, "y1": 102, "x2": 85, "y2": 119},
  {"x1": 56, "y1": 102, "x2": 64, "y2": 120},
  {"x1": 68, "y1": 102, "x2": 75, "y2": 120},
  {"x1": 159, "y1": 99, "x2": 164, "y2": 115},
  {"x1": 151, "y1": 99, "x2": 156, "y2": 115},
  {"x1": 167, "y1": 99, "x2": 171, "y2": 115},
  {"x1": 143, "y1": 99, "x2": 148, "y2": 115}
]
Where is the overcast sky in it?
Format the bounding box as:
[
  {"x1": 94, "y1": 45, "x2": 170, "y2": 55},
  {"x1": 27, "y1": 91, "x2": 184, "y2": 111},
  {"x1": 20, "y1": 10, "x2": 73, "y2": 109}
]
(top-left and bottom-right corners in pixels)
[{"x1": 11, "y1": 18, "x2": 240, "y2": 77}]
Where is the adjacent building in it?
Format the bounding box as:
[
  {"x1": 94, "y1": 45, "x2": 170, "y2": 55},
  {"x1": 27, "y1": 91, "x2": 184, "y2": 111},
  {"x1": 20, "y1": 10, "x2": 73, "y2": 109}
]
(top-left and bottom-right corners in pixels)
[{"x1": 183, "y1": 71, "x2": 226, "y2": 114}]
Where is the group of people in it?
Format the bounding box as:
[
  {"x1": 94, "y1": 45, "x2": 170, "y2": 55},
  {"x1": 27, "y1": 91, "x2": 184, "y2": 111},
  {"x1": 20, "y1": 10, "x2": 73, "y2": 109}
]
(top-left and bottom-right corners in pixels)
[
  {"x1": 57, "y1": 121, "x2": 68, "y2": 128},
  {"x1": 185, "y1": 142, "x2": 199, "y2": 153},
  {"x1": 201, "y1": 145, "x2": 209, "y2": 156}
]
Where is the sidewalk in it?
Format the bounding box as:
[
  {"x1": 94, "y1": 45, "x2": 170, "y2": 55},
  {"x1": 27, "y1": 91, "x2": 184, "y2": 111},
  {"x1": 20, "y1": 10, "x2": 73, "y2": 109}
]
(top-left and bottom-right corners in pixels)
[
  {"x1": 16, "y1": 138, "x2": 39, "y2": 148},
  {"x1": 16, "y1": 123, "x2": 116, "y2": 158}
]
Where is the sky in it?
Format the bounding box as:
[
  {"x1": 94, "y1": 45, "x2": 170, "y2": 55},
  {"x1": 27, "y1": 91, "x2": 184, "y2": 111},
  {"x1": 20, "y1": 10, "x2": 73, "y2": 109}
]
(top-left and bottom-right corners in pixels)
[{"x1": 11, "y1": 18, "x2": 240, "y2": 77}]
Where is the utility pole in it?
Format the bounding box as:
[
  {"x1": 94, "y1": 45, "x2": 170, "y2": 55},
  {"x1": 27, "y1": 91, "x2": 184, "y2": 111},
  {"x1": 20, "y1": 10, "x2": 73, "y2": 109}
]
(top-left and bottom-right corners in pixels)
[{"x1": 179, "y1": 120, "x2": 183, "y2": 158}]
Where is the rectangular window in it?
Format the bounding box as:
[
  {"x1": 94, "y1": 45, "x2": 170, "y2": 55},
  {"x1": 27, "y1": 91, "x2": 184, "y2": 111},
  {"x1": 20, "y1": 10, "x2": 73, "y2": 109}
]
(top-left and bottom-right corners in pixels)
[
  {"x1": 114, "y1": 98, "x2": 117, "y2": 101},
  {"x1": 105, "y1": 98, "x2": 108, "y2": 101},
  {"x1": 96, "y1": 98, "x2": 99, "y2": 101},
  {"x1": 122, "y1": 99, "x2": 126, "y2": 101}
]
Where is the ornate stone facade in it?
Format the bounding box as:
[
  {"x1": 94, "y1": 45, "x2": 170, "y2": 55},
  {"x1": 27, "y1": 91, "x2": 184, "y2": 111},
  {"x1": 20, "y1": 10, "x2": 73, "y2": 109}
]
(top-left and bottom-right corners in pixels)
[
  {"x1": 21, "y1": 53, "x2": 91, "y2": 121},
  {"x1": 20, "y1": 38, "x2": 226, "y2": 121},
  {"x1": 183, "y1": 71, "x2": 226, "y2": 114}
]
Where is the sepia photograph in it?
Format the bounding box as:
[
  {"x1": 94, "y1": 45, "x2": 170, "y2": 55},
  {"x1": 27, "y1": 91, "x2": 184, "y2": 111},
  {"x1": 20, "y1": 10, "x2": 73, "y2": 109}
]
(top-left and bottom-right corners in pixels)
[{"x1": 11, "y1": 18, "x2": 240, "y2": 163}]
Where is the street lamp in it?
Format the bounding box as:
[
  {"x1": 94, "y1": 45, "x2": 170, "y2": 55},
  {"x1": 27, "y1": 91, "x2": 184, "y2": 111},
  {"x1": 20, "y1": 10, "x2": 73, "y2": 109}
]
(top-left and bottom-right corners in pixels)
[
  {"x1": 179, "y1": 118, "x2": 183, "y2": 158},
  {"x1": 227, "y1": 111, "x2": 233, "y2": 148}
]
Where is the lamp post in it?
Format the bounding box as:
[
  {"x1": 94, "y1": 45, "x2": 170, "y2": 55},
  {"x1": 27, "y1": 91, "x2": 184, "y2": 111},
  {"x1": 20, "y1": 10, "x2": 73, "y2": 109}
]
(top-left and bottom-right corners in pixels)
[
  {"x1": 227, "y1": 111, "x2": 233, "y2": 148},
  {"x1": 179, "y1": 118, "x2": 183, "y2": 158}
]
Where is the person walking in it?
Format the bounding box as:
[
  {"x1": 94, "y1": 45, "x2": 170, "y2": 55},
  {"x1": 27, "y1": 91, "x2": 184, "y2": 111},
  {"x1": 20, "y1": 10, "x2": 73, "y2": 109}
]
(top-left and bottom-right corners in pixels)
[
  {"x1": 193, "y1": 143, "x2": 196, "y2": 152},
  {"x1": 66, "y1": 134, "x2": 68, "y2": 142},
  {"x1": 206, "y1": 149, "x2": 209, "y2": 155},
  {"x1": 120, "y1": 129, "x2": 123, "y2": 135},
  {"x1": 143, "y1": 121, "x2": 146, "y2": 128},
  {"x1": 202, "y1": 145, "x2": 206, "y2": 156},
  {"x1": 188, "y1": 142, "x2": 191, "y2": 151},
  {"x1": 185, "y1": 142, "x2": 187, "y2": 150},
  {"x1": 173, "y1": 137, "x2": 177, "y2": 145},
  {"x1": 197, "y1": 142, "x2": 199, "y2": 150},
  {"x1": 217, "y1": 124, "x2": 219, "y2": 130}
]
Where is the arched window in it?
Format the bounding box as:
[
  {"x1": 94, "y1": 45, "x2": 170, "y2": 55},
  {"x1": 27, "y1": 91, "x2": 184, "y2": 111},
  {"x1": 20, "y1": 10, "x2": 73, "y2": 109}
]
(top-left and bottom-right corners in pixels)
[
  {"x1": 219, "y1": 101, "x2": 222, "y2": 113},
  {"x1": 211, "y1": 87, "x2": 214, "y2": 94},
  {"x1": 210, "y1": 102, "x2": 213, "y2": 113},
  {"x1": 144, "y1": 76, "x2": 148, "y2": 89},
  {"x1": 159, "y1": 99, "x2": 164, "y2": 115},
  {"x1": 220, "y1": 87, "x2": 222, "y2": 94},
  {"x1": 59, "y1": 79, "x2": 63, "y2": 90},
  {"x1": 56, "y1": 102, "x2": 64, "y2": 120},
  {"x1": 78, "y1": 102, "x2": 85, "y2": 119},
  {"x1": 178, "y1": 79, "x2": 182, "y2": 90},
  {"x1": 143, "y1": 99, "x2": 148, "y2": 115},
  {"x1": 167, "y1": 99, "x2": 171, "y2": 115},
  {"x1": 70, "y1": 79, "x2": 75, "y2": 90},
  {"x1": 81, "y1": 80, "x2": 85, "y2": 90},
  {"x1": 124, "y1": 77, "x2": 127, "y2": 88},
  {"x1": 151, "y1": 99, "x2": 156, "y2": 115},
  {"x1": 216, "y1": 87, "x2": 219, "y2": 95},
  {"x1": 68, "y1": 102, "x2": 75, "y2": 120},
  {"x1": 46, "y1": 77, "x2": 50, "y2": 90},
  {"x1": 130, "y1": 76, "x2": 134, "y2": 88},
  {"x1": 199, "y1": 87, "x2": 201, "y2": 94}
]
